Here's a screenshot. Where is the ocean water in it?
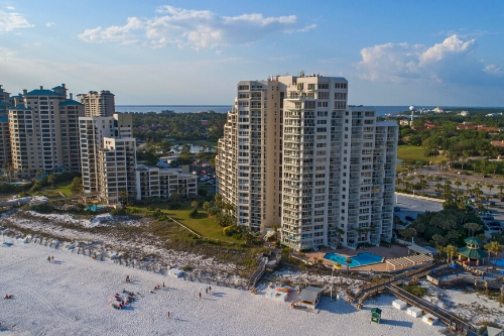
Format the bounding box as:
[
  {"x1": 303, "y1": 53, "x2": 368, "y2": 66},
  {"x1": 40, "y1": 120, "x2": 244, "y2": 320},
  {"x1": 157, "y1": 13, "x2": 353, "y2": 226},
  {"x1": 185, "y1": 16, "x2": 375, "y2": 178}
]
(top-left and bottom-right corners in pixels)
[
  {"x1": 116, "y1": 105, "x2": 414, "y2": 115},
  {"x1": 116, "y1": 105, "x2": 502, "y2": 116},
  {"x1": 116, "y1": 105, "x2": 231, "y2": 113}
]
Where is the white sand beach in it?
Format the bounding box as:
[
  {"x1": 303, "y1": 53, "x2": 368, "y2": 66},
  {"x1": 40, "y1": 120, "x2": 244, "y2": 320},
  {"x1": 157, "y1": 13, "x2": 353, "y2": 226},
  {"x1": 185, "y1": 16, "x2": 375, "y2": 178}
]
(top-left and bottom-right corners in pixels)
[{"x1": 0, "y1": 241, "x2": 443, "y2": 336}]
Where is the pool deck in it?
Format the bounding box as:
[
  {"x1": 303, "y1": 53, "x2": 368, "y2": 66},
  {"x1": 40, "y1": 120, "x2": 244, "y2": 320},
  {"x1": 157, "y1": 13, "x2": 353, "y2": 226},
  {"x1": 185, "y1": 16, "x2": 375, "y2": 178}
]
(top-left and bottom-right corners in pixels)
[{"x1": 306, "y1": 245, "x2": 410, "y2": 272}]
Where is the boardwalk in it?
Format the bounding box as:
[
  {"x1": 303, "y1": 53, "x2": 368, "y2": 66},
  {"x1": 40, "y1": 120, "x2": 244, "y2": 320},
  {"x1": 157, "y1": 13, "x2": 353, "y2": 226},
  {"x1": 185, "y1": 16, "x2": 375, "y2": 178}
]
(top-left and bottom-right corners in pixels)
[
  {"x1": 350, "y1": 263, "x2": 481, "y2": 334},
  {"x1": 352, "y1": 262, "x2": 439, "y2": 306},
  {"x1": 387, "y1": 284, "x2": 479, "y2": 336}
]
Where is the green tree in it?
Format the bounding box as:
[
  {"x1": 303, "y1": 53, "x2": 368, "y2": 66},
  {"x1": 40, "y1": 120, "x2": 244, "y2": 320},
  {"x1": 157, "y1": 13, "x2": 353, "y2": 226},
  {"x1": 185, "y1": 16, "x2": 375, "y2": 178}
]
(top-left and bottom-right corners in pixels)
[
  {"x1": 399, "y1": 228, "x2": 417, "y2": 241},
  {"x1": 70, "y1": 177, "x2": 82, "y2": 193},
  {"x1": 463, "y1": 222, "x2": 482, "y2": 236},
  {"x1": 484, "y1": 241, "x2": 502, "y2": 268},
  {"x1": 432, "y1": 234, "x2": 446, "y2": 247},
  {"x1": 202, "y1": 201, "x2": 211, "y2": 213},
  {"x1": 47, "y1": 174, "x2": 56, "y2": 187},
  {"x1": 444, "y1": 244, "x2": 458, "y2": 263}
]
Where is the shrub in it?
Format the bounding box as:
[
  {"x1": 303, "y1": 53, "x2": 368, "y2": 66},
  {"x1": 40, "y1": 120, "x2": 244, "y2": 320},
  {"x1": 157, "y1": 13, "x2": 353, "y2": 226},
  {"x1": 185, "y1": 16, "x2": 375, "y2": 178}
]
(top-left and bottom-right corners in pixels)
[
  {"x1": 182, "y1": 264, "x2": 194, "y2": 272},
  {"x1": 189, "y1": 208, "x2": 198, "y2": 218},
  {"x1": 404, "y1": 284, "x2": 427, "y2": 297}
]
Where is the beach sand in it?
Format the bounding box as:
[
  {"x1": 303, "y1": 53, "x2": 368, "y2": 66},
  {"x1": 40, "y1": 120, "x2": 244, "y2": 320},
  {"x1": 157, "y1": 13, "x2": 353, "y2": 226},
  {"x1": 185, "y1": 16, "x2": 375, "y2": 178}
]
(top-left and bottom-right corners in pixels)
[{"x1": 0, "y1": 241, "x2": 443, "y2": 336}]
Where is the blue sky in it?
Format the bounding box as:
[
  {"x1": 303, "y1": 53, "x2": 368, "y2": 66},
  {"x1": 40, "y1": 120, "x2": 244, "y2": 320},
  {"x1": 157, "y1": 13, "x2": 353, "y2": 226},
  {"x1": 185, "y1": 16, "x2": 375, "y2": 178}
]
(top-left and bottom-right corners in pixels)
[{"x1": 1, "y1": 0, "x2": 503, "y2": 105}]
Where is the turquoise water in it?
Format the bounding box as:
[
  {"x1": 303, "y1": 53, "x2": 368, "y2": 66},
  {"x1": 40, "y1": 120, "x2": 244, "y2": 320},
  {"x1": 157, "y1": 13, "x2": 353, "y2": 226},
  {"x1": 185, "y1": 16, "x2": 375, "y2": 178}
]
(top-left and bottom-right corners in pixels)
[
  {"x1": 496, "y1": 258, "x2": 504, "y2": 268},
  {"x1": 324, "y1": 252, "x2": 384, "y2": 268}
]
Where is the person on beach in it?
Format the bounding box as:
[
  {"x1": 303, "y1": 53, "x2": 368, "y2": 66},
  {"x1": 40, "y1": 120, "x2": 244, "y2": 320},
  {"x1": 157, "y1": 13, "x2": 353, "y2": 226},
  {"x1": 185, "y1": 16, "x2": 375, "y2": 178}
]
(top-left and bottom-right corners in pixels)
[
  {"x1": 47, "y1": 256, "x2": 51, "y2": 262},
  {"x1": 199, "y1": 292, "x2": 202, "y2": 299},
  {"x1": 126, "y1": 275, "x2": 130, "y2": 283},
  {"x1": 167, "y1": 311, "x2": 171, "y2": 319}
]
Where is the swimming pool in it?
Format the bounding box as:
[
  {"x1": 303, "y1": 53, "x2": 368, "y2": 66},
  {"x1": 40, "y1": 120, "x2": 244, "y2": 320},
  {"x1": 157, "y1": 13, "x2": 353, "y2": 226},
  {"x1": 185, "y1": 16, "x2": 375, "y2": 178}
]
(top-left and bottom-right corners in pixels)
[
  {"x1": 496, "y1": 258, "x2": 504, "y2": 268},
  {"x1": 324, "y1": 252, "x2": 384, "y2": 268}
]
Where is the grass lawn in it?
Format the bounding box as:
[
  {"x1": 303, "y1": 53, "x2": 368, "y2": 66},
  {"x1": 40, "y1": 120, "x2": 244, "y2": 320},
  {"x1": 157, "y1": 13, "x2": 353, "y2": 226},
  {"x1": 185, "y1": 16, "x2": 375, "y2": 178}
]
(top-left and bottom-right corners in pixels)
[
  {"x1": 33, "y1": 181, "x2": 75, "y2": 198},
  {"x1": 128, "y1": 204, "x2": 240, "y2": 244},
  {"x1": 165, "y1": 209, "x2": 239, "y2": 243},
  {"x1": 397, "y1": 145, "x2": 445, "y2": 164}
]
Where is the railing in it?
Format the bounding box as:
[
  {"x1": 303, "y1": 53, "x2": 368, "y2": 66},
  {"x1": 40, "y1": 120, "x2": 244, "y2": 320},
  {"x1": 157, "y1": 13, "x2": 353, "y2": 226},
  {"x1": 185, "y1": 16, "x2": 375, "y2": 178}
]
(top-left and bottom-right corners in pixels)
[
  {"x1": 248, "y1": 256, "x2": 268, "y2": 289},
  {"x1": 387, "y1": 284, "x2": 479, "y2": 335}
]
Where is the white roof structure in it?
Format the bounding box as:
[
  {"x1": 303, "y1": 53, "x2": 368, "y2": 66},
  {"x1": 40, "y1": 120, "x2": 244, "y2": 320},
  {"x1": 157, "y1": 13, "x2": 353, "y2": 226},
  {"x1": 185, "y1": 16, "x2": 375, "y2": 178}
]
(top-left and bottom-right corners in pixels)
[{"x1": 298, "y1": 286, "x2": 323, "y2": 304}]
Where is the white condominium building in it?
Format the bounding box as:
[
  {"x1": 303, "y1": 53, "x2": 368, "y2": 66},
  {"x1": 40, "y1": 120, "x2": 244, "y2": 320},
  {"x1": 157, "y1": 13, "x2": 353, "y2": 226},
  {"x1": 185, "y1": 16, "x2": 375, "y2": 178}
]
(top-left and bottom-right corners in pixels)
[
  {"x1": 216, "y1": 75, "x2": 397, "y2": 250},
  {"x1": 77, "y1": 90, "x2": 115, "y2": 117},
  {"x1": 99, "y1": 137, "x2": 137, "y2": 205},
  {"x1": 135, "y1": 165, "x2": 198, "y2": 201},
  {"x1": 8, "y1": 84, "x2": 84, "y2": 178},
  {"x1": 0, "y1": 115, "x2": 10, "y2": 172},
  {"x1": 79, "y1": 113, "x2": 136, "y2": 205},
  {"x1": 0, "y1": 85, "x2": 9, "y2": 113},
  {"x1": 0, "y1": 85, "x2": 11, "y2": 171}
]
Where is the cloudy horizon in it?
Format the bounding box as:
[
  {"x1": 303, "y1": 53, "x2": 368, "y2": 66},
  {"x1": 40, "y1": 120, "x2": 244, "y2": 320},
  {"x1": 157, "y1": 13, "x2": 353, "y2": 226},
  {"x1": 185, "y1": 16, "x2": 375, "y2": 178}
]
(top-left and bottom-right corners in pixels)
[{"x1": 1, "y1": 0, "x2": 503, "y2": 106}]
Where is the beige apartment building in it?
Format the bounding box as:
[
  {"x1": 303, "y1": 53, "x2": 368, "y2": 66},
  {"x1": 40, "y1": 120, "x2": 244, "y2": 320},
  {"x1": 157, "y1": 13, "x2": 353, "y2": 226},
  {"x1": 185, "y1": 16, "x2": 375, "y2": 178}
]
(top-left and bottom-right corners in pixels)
[
  {"x1": 99, "y1": 137, "x2": 137, "y2": 205},
  {"x1": 0, "y1": 117, "x2": 10, "y2": 173},
  {"x1": 79, "y1": 113, "x2": 136, "y2": 204},
  {"x1": 0, "y1": 85, "x2": 11, "y2": 172},
  {"x1": 216, "y1": 75, "x2": 398, "y2": 250},
  {"x1": 8, "y1": 84, "x2": 84, "y2": 178},
  {"x1": 135, "y1": 164, "x2": 198, "y2": 201},
  {"x1": 77, "y1": 90, "x2": 115, "y2": 117}
]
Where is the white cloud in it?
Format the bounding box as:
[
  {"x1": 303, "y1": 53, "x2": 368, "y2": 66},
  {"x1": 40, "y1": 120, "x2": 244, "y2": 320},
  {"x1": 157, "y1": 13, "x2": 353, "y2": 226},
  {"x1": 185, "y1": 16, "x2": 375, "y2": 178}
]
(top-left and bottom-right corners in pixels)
[
  {"x1": 0, "y1": 7, "x2": 33, "y2": 32},
  {"x1": 358, "y1": 34, "x2": 500, "y2": 85},
  {"x1": 79, "y1": 17, "x2": 144, "y2": 45},
  {"x1": 484, "y1": 64, "x2": 504, "y2": 76},
  {"x1": 294, "y1": 23, "x2": 318, "y2": 33},
  {"x1": 420, "y1": 34, "x2": 475, "y2": 64},
  {"x1": 45, "y1": 22, "x2": 55, "y2": 28},
  {"x1": 78, "y1": 5, "x2": 313, "y2": 49}
]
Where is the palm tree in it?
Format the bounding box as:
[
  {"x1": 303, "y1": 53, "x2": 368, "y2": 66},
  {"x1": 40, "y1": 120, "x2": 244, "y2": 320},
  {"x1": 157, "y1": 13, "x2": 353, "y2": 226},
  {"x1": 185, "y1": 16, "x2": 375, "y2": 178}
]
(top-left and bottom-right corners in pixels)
[
  {"x1": 345, "y1": 256, "x2": 352, "y2": 273},
  {"x1": 463, "y1": 222, "x2": 482, "y2": 236},
  {"x1": 454, "y1": 180, "x2": 462, "y2": 191},
  {"x1": 498, "y1": 185, "x2": 504, "y2": 200},
  {"x1": 487, "y1": 183, "x2": 494, "y2": 200},
  {"x1": 444, "y1": 244, "x2": 458, "y2": 263},
  {"x1": 484, "y1": 241, "x2": 502, "y2": 268}
]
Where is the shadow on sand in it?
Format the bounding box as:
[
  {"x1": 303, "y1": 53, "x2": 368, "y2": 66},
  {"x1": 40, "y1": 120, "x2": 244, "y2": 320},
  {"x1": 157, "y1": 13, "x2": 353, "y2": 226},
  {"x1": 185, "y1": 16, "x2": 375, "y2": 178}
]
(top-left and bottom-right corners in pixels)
[
  {"x1": 380, "y1": 319, "x2": 413, "y2": 328},
  {"x1": 318, "y1": 297, "x2": 358, "y2": 315},
  {"x1": 211, "y1": 292, "x2": 225, "y2": 298}
]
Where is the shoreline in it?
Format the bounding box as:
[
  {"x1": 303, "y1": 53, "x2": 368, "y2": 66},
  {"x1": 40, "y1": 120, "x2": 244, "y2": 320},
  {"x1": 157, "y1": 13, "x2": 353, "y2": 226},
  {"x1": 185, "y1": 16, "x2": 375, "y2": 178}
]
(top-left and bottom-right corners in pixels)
[{"x1": 0, "y1": 240, "x2": 444, "y2": 336}]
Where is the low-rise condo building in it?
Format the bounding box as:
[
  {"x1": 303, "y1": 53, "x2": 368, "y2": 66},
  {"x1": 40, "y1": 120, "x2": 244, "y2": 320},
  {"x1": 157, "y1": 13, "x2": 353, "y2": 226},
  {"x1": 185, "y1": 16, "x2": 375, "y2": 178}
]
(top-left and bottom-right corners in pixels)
[{"x1": 135, "y1": 165, "x2": 198, "y2": 201}]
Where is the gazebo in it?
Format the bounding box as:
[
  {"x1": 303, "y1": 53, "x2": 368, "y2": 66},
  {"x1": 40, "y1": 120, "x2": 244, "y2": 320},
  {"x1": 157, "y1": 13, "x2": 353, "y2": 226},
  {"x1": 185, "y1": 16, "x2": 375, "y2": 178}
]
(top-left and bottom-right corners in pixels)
[{"x1": 457, "y1": 237, "x2": 487, "y2": 266}]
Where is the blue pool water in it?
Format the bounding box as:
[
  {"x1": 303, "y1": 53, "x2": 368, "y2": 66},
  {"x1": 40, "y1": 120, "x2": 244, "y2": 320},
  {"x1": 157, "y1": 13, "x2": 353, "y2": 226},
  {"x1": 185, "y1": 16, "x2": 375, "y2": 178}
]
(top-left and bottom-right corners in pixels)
[
  {"x1": 324, "y1": 252, "x2": 384, "y2": 268},
  {"x1": 496, "y1": 258, "x2": 504, "y2": 268}
]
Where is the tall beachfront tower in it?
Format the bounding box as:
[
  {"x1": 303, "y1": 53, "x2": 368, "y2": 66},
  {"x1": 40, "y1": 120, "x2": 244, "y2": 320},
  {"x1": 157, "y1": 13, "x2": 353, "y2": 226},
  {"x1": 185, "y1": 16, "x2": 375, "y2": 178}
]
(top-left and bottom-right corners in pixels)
[
  {"x1": 216, "y1": 74, "x2": 398, "y2": 250},
  {"x1": 8, "y1": 84, "x2": 84, "y2": 178},
  {"x1": 0, "y1": 85, "x2": 11, "y2": 172},
  {"x1": 79, "y1": 113, "x2": 136, "y2": 205},
  {"x1": 77, "y1": 90, "x2": 115, "y2": 117}
]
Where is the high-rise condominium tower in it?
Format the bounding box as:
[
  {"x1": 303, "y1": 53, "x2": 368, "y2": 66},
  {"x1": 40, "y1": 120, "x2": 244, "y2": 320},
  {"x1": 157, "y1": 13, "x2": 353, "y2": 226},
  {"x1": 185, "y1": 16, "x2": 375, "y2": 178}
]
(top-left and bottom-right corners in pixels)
[
  {"x1": 215, "y1": 75, "x2": 397, "y2": 250},
  {"x1": 77, "y1": 90, "x2": 115, "y2": 117},
  {"x1": 8, "y1": 84, "x2": 84, "y2": 178},
  {"x1": 0, "y1": 85, "x2": 11, "y2": 172},
  {"x1": 79, "y1": 113, "x2": 136, "y2": 204}
]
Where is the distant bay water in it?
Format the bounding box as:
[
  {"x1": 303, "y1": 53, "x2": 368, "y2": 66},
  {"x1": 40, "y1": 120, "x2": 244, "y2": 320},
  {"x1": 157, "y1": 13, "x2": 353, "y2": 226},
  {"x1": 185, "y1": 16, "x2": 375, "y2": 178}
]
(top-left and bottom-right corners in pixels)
[
  {"x1": 116, "y1": 105, "x2": 501, "y2": 116},
  {"x1": 116, "y1": 105, "x2": 413, "y2": 115}
]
